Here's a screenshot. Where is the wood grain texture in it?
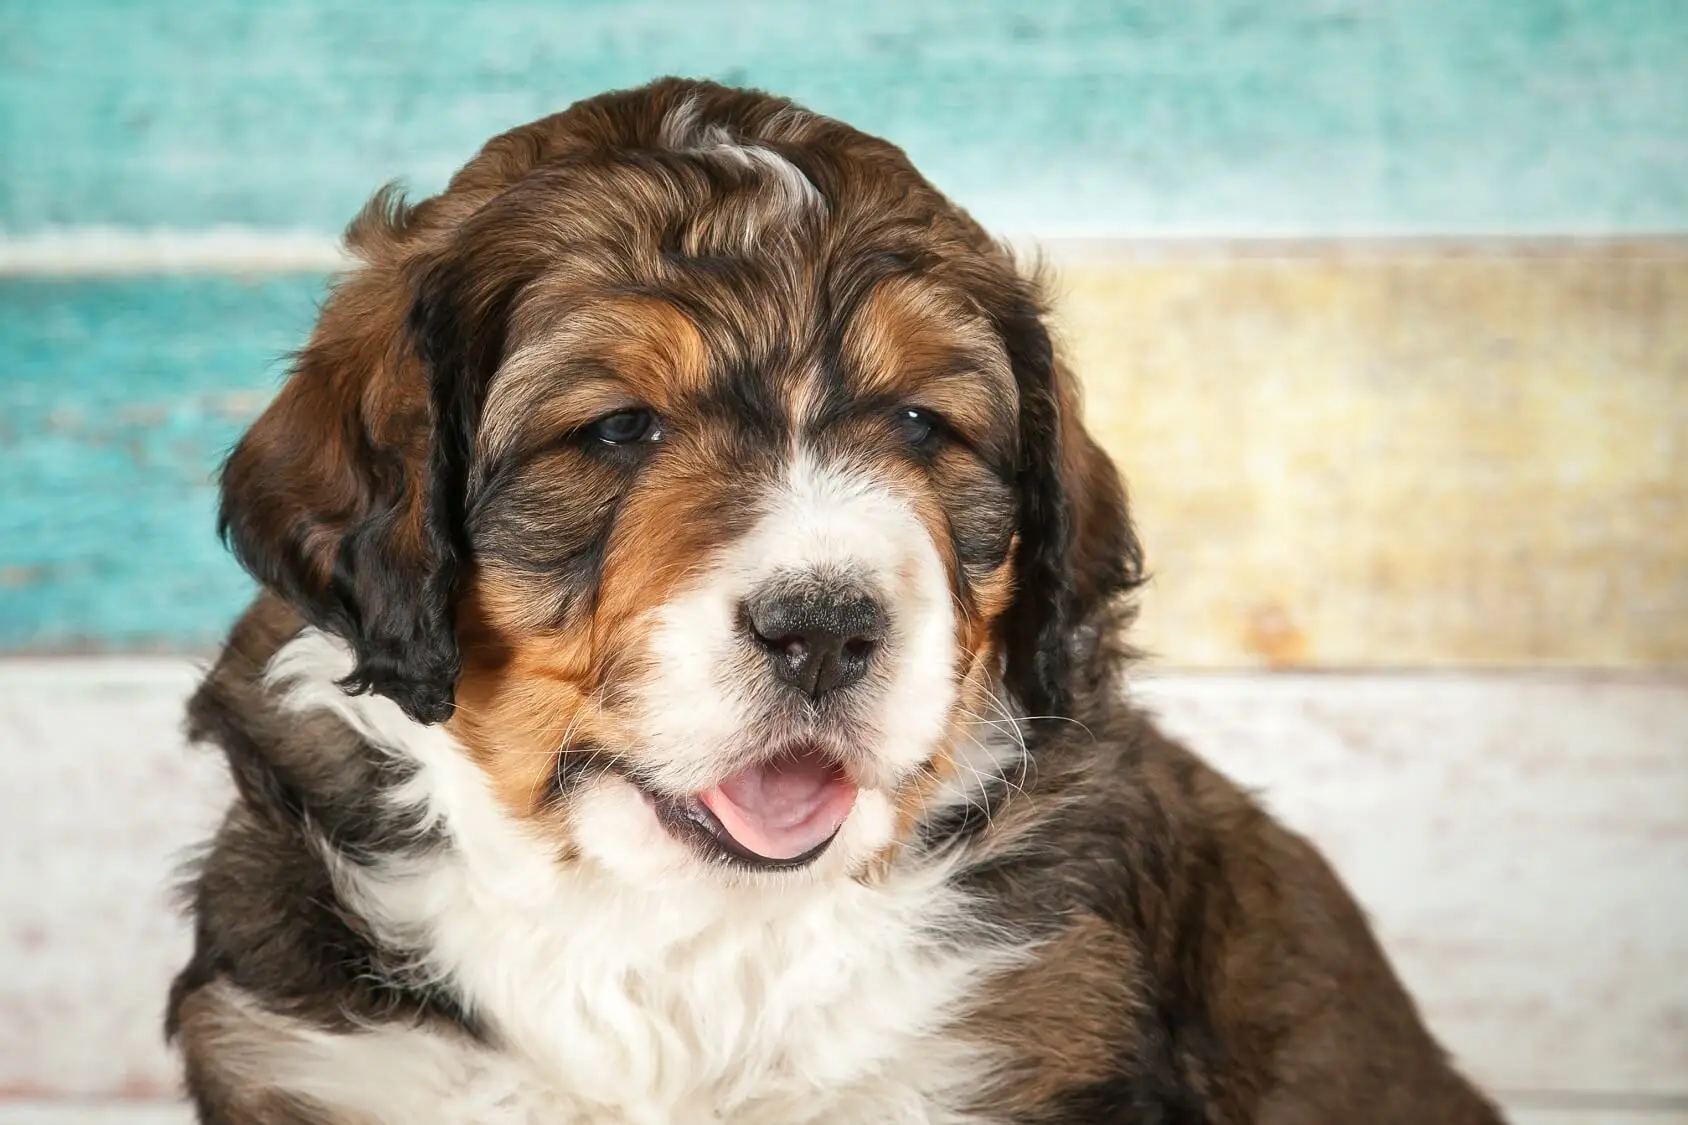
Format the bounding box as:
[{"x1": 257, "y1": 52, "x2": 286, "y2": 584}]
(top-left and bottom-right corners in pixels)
[
  {"x1": 3, "y1": 1104, "x2": 1677, "y2": 1125},
  {"x1": 4, "y1": 245, "x2": 1685, "y2": 664},
  {"x1": 2, "y1": 0, "x2": 1684, "y2": 237},
  {"x1": 0, "y1": 661, "x2": 228, "y2": 1101},
  {"x1": 0, "y1": 1105, "x2": 190, "y2": 1125},
  {"x1": 1512, "y1": 1108, "x2": 1688, "y2": 1114},
  {"x1": 1, "y1": 1098, "x2": 1682, "y2": 1120},
  {"x1": 0, "y1": 276, "x2": 319, "y2": 650},
  {"x1": 1058, "y1": 242, "x2": 1688, "y2": 669},
  {"x1": 1136, "y1": 671, "x2": 1688, "y2": 1097},
  {"x1": 0, "y1": 661, "x2": 1682, "y2": 1105}
]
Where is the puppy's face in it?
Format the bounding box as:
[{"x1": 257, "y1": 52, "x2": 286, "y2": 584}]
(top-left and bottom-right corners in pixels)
[
  {"x1": 452, "y1": 240, "x2": 1022, "y2": 882},
  {"x1": 221, "y1": 81, "x2": 1138, "y2": 885}
]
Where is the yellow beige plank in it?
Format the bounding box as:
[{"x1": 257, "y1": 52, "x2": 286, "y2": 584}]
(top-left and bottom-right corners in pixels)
[{"x1": 1051, "y1": 243, "x2": 1688, "y2": 669}]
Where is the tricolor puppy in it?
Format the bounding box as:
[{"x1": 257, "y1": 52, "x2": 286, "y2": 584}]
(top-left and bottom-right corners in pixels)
[{"x1": 168, "y1": 79, "x2": 1504, "y2": 1124}]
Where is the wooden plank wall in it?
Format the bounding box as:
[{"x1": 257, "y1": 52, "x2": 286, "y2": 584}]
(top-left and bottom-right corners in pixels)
[
  {"x1": 4, "y1": 1, "x2": 1683, "y2": 237},
  {"x1": 1, "y1": 2, "x2": 1684, "y2": 1121}
]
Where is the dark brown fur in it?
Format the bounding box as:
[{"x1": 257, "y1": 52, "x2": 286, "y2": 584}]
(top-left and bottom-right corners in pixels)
[
  {"x1": 951, "y1": 703, "x2": 1503, "y2": 1123},
  {"x1": 170, "y1": 77, "x2": 1505, "y2": 1124}
]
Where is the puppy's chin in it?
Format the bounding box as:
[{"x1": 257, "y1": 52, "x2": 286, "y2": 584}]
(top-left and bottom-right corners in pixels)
[{"x1": 569, "y1": 773, "x2": 901, "y2": 890}]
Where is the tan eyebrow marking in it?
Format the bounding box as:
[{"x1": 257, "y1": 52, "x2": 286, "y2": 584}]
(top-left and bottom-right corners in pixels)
[{"x1": 480, "y1": 296, "x2": 711, "y2": 465}]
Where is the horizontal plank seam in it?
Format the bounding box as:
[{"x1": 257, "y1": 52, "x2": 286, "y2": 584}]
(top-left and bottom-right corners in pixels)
[
  {"x1": 1, "y1": 1094, "x2": 1683, "y2": 1111},
  {"x1": 1, "y1": 657, "x2": 1685, "y2": 685},
  {"x1": 4, "y1": 229, "x2": 1686, "y2": 277},
  {"x1": 0, "y1": 1100, "x2": 181, "y2": 1107},
  {"x1": 1499, "y1": 1092, "x2": 1688, "y2": 1112}
]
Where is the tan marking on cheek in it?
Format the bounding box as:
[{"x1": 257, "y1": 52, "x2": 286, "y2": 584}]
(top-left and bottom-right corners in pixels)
[
  {"x1": 591, "y1": 459, "x2": 750, "y2": 633},
  {"x1": 959, "y1": 561, "x2": 1015, "y2": 660},
  {"x1": 871, "y1": 655, "x2": 998, "y2": 870},
  {"x1": 879, "y1": 636, "x2": 1003, "y2": 860},
  {"x1": 972, "y1": 551, "x2": 1016, "y2": 619},
  {"x1": 950, "y1": 644, "x2": 1005, "y2": 755},
  {"x1": 450, "y1": 423, "x2": 756, "y2": 827},
  {"x1": 861, "y1": 645, "x2": 1009, "y2": 879},
  {"x1": 887, "y1": 464, "x2": 1008, "y2": 666},
  {"x1": 449, "y1": 577, "x2": 631, "y2": 824},
  {"x1": 889, "y1": 743, "x2": 959, "y2": 845},
  {"x1": 953, "y1": 525, "x2": 1019, "y2": 666},
  {"x1": 859, "y1": 746, "x2": 957, "y2": 883},
  {"x1": 898, "y1": 472, "x2": 959, "y2": 573},
  {"x1": 858, "y1": 465, "x2": 1016, "y2": 853}
]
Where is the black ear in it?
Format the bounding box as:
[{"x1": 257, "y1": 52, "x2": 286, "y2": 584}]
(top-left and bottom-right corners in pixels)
[
  {"x1": 215, "y1": 187, "x2": 531, "y2": 726},
  {"x1": 994, "y1": 287, "x2": 1143, "y2": 719},
  {"x1": 404, "y1": 246, "x2": 525, "y2": 585},
  {"x1": 217, "y1": 254, "x2": 462, "y2": 724}
]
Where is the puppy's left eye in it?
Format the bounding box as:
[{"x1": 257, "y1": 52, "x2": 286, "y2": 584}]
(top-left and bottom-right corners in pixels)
[
  {"x1": 893, "y1": 407, "x2": 941, "y2": 448},
  {"x1": 587, "y1": 408, "x2": 663, "y2": 446}
]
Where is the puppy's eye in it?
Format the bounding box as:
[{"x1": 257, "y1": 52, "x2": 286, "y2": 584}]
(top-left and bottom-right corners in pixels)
[
  {"x1": 893, "y1": 406, "x2": 941, "y2": 447},
  {"x1": 587, "y1": 408, "x2": 662, "y2": 446}
]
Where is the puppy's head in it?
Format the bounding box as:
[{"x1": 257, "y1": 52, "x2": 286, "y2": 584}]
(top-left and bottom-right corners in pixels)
[{"x1": 221, "y1": 79, "x2": 1140, "y2": 883}]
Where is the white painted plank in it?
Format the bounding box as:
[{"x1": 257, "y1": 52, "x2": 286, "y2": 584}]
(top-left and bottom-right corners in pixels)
[
  {"x1": 0, "y1": 228, "x2": 349, "y2": 277},
  {"x1": 1512, "y1": 1108, "x2": 1688, "y2": 1114},
  {"x1": 0, "y1": 1104, "x2": 190, "y2": 1125},
  {"x1": 1134, "y1": 672, "x2": 1688, "y2": 1098},
  {"x1": 0, "y1": 661, "x2": 225, "y2": 1100},
  {"x1": 1, "y1": 1100, "x2": 1683, "y2": 1124},
  {"x1": 0, "y1": 660, "x2": 1683, "y2": 1101}
]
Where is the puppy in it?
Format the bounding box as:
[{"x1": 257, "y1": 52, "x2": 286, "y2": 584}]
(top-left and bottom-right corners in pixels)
[{"x1": 167, "y1": 78, "x2": 1506, "y2": 1124}]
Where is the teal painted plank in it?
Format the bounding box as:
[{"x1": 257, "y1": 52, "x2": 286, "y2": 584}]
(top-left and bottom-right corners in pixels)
[
  {"x1": 1, "y1": 0, "x2": 1685, "y2": 237},
  {"x1": 0, "y1": 276, "x2": 324, "y2": 649}
]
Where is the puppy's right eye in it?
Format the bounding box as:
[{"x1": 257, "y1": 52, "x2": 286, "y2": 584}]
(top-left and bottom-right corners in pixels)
[
  {"x1": 892, "y1": 406, "x2": 942, "y2": 449},
  {"x1": 586, "y1": 408, "x2": 663, "y2": 446}
]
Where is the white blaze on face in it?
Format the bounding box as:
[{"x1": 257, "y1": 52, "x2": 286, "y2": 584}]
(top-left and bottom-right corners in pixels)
[{"x1": 569, "y1": 451, "x2": 959, "y2": 882}]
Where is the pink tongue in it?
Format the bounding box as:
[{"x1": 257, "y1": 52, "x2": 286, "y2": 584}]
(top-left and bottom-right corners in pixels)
[{"x1": 698, "y1": 751, "x2": 858, "y2": 861}]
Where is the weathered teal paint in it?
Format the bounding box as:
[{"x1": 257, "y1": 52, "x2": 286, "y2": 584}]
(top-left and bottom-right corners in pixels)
[
  {"x1": 2, "y1": 0, "x2": 1685, "y2": 236},
  {"x1": 3, "y1": 0, "x2": 1687, "y2": 652},
  {"x1": 0, "y1": 276, "x2": 324, "y2": 649}
]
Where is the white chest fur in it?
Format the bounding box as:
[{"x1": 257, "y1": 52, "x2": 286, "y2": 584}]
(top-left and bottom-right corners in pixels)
[{"x1": 252, "y1": 633, "x2": 1012, "y2": 1125}]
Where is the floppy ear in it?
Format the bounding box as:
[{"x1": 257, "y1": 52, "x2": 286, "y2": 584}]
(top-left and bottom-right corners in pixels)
[
  {"x1": 218, "y1": 208, "x2": 484, "y2": 724},
  {"x1": 219, "y1": 200, "x2": 534, "y2": 726},
  {"x1": 994, "y1": 284, "x2": 1144, "y2": 719}
]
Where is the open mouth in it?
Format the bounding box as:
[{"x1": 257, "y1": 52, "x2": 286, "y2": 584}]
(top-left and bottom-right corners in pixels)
[{"x1": 647, "y1": 744, "x2": 860, "y2": 870}]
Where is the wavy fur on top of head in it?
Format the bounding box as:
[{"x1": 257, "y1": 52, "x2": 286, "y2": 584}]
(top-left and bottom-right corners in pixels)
[{"x1": 177, "y1": 77, "x2": 1503, "y2": 1125}]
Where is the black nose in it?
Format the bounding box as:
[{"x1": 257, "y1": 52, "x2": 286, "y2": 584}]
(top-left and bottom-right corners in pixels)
[{"x1": 744, "y1": 585, "x2": 887, "y2": 700}]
